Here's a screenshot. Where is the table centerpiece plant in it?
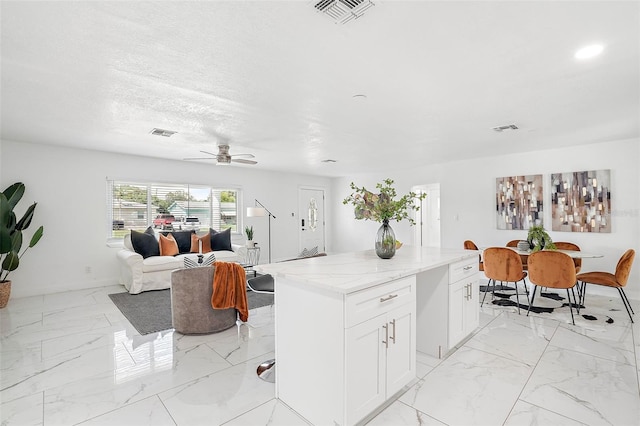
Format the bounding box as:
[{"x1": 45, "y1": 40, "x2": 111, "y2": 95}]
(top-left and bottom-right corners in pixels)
[
  {"x1": 0, "y1": 182, "x2": 44, "y2": 308},
  {"x1": 527, "y1": 225, "x2": 556, "y2": 252},
  {"x1": 343, "y1": 178, "x2": 425, "y2": 259}
]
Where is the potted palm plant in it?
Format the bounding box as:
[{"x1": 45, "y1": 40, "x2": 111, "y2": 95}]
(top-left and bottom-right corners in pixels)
[{"x1": 0, "y1": 182, "x2": 44, "y2": 308}]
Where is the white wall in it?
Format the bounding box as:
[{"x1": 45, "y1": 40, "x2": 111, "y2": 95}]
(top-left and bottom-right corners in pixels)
[
  {"x1": 3, "y1": 138, "x2": 639, "y2": 300},
  {"x1": 1, "y1": 140, "x2": 330, "y2": 298},
  {"x1": 330, "y1": 138, "x2": 640, "y2": 300}
]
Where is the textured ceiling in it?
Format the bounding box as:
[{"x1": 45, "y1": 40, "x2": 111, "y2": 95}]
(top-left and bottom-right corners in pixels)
[{"x1": 1, "y1": 1, "x2": 638, "y2": 177}]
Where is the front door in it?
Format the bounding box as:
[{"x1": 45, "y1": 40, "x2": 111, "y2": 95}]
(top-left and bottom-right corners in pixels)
[{"x1": 299, "y1": 188, "x2": 325, "y2": 255}]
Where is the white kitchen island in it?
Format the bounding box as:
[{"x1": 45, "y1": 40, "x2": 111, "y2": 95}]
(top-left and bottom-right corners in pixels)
[{"x1": 254, "y1": 246, "x2": 479, "y2": 426}]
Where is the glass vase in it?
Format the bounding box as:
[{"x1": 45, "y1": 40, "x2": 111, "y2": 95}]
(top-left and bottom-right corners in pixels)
[{"x1": 375, "y1": 220, "x2": 396, "y2": 259}]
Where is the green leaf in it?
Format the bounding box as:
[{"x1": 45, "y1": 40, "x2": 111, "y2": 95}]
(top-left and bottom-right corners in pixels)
[
  {"x1": 3, "y1": 183, "x2": 25, "y2": 210},
  {"x1": 29, "y1": 226, "x2": 43, "y2": 248},
  {"x1": 0, "y1": 193, "x2": 9, "y2": 228},
  {"x1": 0, "y1": 227, "x2": 10, "y2": 254},
  {"x1": 15, "y1": 202, "x2": 37, "y2": 231},
  {"x1": 1, "y1": 251, "x2": 19, "y2": 272},
  {"x1": 10, "y1": 230, "x2": 22, "y2": 253}
]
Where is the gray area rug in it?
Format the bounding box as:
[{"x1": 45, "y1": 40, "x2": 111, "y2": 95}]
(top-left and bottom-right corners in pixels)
[{"x1": 109, "y1": 288, "x2": 274, "y2": 335}]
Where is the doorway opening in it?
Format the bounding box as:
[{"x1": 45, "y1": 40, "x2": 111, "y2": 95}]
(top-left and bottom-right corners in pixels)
[{"x1": 412, "y1": 183, "x2": 441, "y2": 247}]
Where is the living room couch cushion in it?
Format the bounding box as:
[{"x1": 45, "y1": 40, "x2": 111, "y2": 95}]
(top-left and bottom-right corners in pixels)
[
  {"x1": 159, "y1": 230, "x2": 195, "y2": 254},
  {"x1": 210, "y1": 228, "x2": 232, "y2": 251},
  {"x1": 141, "y1": 255, "x2": 183, "y2": 273},
  {"x1": 159, "y1": 233, "x2": 179, "y2": 256},
  {"x1": 191, "y1": 232, "x2": 212, "y2": 253},
  {"x1": 131, "y1": 227, "x2": 160, "y2": 258}
]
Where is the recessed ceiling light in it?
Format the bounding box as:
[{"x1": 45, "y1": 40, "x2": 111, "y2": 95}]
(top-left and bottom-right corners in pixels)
[
  {"x1": 575, "y1": 44, "x2": 604, "y2": 60},
  {"x1": 352, "y1": 94, "x2": 367, "y2": 99},
  {"x1": 321, "y1": 159, "x2": 337, "y2": 163}
]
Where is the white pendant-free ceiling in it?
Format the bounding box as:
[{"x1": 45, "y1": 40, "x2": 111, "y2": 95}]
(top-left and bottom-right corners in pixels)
[{"x1": 1, "y1": 1, "x2": 638, "y2": 177}]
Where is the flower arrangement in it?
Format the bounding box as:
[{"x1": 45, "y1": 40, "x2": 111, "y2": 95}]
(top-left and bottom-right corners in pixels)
[{"x1": 342, "y1": 179, "x2": 425, "y2": 224}]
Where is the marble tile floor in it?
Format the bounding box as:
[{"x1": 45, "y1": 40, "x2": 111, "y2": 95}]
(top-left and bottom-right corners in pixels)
[{"x1": 1, "y1": 284, "x2": 639, "y2": 426}]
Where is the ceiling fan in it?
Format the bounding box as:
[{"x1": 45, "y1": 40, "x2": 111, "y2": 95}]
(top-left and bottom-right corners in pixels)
[{"x1": 183, "y1": 144, "x2": 257, "y2": 165}]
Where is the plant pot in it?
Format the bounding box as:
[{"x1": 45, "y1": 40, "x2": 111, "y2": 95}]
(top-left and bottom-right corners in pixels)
[
  {"x1": 375, "y1": 220, "x2": 396, "y2": 259},
  {"x1": 0, "y1": 281, "x2": 11, "y2": 308},
  {"x1": 246, "y1": 241, "x2": 256, "y2": 248}
]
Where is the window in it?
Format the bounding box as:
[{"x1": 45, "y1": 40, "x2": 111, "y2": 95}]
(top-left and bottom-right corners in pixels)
[{"x1": 107, "y1": 180, "x2": 239, "y2": 239}]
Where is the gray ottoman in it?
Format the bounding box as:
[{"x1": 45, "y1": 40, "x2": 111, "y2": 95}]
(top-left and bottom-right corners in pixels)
[{"x1": 171, "y1": 266, "x2": 238, "y2": 334}]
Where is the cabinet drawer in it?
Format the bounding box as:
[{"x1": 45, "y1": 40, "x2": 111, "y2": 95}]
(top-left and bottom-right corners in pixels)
[
  {"x1": 345, "y1": 276, "x2": 415, "y2": 328},
  {"x1": 449, "y1": 258, "x2": 478, "y2": 284}
]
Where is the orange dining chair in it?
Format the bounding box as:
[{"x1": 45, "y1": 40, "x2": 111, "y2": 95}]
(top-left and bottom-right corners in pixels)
[
  {"x1": 463, "y1": 240, "x2": 484, "y2": 271},
  {"x1": 527, "y1": 251, "x2": 579, "y2": 325},
  {"x1": 576, "y1": 249, "x2": 635, "y2": 323},
  {"x1": 482, "y1": 247, "x2": 528, "y2": 313},
  {"x1": 506, "y1": 239, "x2": 529, "y2": 270},
  {"x1": 554, "y1": 242, "x2": 582, "y2": 273}
]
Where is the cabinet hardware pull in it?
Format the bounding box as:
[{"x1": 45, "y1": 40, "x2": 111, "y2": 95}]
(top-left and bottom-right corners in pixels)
[
  {"x1": 382, "y1": 324, "x2": 389, "y2": 349},
  {"x1": 463, "y1": 265, "x2": 474, "y2": 271},
  {"x1": 380, "y1": 294, "x2": 398, "y2": 303},
  {"x1": 390, "y1": 319, "x2": 396, "y2": 344}
]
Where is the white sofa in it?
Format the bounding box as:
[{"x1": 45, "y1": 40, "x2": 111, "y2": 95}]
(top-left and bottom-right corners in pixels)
[{"x1": 117, "y1": 233, "x2": 246, "y2": 294}]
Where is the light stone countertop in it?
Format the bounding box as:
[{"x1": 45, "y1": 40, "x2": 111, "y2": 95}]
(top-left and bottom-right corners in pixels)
[{"x1": 254, "y1": 246, "x2": 477, "y2": 295}]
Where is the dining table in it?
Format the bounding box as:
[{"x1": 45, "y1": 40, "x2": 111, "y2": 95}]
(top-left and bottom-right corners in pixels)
[{"x1": 506, "y1": 247, "x2": 604, "y2": 259}]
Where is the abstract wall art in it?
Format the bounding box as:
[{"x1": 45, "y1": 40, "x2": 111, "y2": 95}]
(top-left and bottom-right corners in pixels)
[
  {"x1": 551, "y1": 169, "x2": 611, "y2": 233},
  {"x1": 496, "y1": 175, "x2": 543, "y2": 230}
]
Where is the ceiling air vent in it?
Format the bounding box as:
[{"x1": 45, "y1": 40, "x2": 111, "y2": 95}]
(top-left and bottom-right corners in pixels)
[
  {"x1": 150, "y1": 128, "x2": 177, "y2": 137},
  {"x1": 492, "y1": 124, "x2": 519, "y2": 132},
  {"x1": 314, "y1": 0, "x2": 375, "y2": 24}
]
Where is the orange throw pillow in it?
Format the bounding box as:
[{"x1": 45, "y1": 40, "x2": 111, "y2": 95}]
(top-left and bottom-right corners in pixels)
[
  {"x1": 159, "y1": 233, "x2": 179, "y2": 256},
  {"x1": 190, "y1": 233, "x2": 199, "y2": 253},
  {"x1": 190, "y1": 232, "x2": 212, "y2": 253}
]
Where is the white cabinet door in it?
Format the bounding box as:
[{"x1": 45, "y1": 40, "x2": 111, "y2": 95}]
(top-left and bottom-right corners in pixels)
[
  {"x1": 385, "y1": 303, "x2": 416, "y2": 396},
  {"x1": 449, "y1": 279, "x2": 479, "y2": 348},
  {"x1": 448, "y1": 279, "x2": 467, "y2": 347},
  {"x1": 345, "y1": 314, "x2": 387, "y2": 425},
  {"x1": 464, "y1": 279, "x2": 479, "y2": 336}
]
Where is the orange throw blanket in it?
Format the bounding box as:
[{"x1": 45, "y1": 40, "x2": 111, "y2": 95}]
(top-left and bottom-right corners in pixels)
[{"x1": 212, "y1": 262, "x2": 249, "y2": 322}]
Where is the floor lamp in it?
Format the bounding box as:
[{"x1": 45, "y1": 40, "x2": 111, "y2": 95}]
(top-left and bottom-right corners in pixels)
[{"x1": 247, "y1": 199, "x2": 276, "y2": 263}]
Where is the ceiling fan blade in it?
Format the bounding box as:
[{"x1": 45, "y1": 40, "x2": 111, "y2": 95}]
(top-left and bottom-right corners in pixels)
[
  {"x1": 230, "y1": 153, "x2": 255, "y2": 159},
  {"x1": 200, "y1": 150, "x2": 218, "y2": 157},
  {"x1": 183, "y1": 157, "x2": 218, "y2": 161},
  {"x1": 232, "y1": 158, "x2": 258, "y2": 165}
]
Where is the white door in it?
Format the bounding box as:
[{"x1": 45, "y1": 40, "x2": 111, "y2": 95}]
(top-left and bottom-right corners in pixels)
[
  {"x1": 413, "y1": 184, "x2": 441, "y2": 247},
  {"x1": 299, "y1": 188, "x2": 325, "y2": 255}
]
